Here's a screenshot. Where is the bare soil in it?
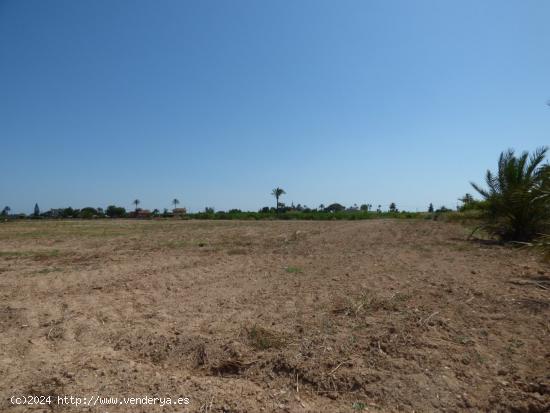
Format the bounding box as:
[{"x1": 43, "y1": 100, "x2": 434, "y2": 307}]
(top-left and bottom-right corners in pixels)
[{"x1": 0, "y1": 219, "x2": 549, "y2": 412}]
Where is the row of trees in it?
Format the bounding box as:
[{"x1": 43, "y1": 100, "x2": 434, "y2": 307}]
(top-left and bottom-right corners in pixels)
[
  {"x1": 1, "y1": 201, "x2": 423, "y2": 219},
  {"x1": 2, "y1": 192, "x2": 442, "y2": 218},
  {"x1": 131, "y1": 198, "x2": 180, "y2": 211},
  {"x1": 270, "y1": 187, "x2": 410, "y2": 214},
  {"x1": 1, "y1": 199, "x2": 459, "y2": 220},
  {"x1": 1, "y1": 198, "x2": 185, "y2": 219}
]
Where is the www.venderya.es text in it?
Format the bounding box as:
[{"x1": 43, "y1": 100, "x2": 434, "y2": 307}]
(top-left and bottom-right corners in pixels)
[{"x1": 10, "y1": 395, "x2": 190, "y2": 407}]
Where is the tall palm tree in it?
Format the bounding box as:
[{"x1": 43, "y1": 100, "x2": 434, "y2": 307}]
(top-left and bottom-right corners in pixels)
[
  {"x1": 271, "y1": 187, "x2": 286, "y2": 212},
  {"x1": 172, "y1": 198, "x2": 180, "y2": 210},
  {"x1": 133, "y1": 199, "x2": 140, "y2": 212},
  {"x1": 471, "y1": 147, "x2": 549, "y2": 241}
]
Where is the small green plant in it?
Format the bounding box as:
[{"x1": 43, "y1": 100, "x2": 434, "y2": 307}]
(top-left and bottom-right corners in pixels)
[
  {"x1": 473, "y1": 350, "x2": 486, "y2": 364},
  {"x1": 0, "y1": 251, "x2": 27, "y2": 257},
  {"x1": 506, "y1": 338, "x2": 524, "y2": 354},
  {"x1": 163, "y1": 240, "x2": 187, "y2": 249},
  {"x1": 0, "y1": 249, "x2": 61, "y2": 258},
  {"x1": 455, "y1": 335, "x2": 472, "y2": 345},
  {"x1": 36, "y1": 249, "x2": 60, "y2": 258},
  {"x1": 35, "y1": 267, "x2": 62, "y2": 275},
  {"x1": 285, "y1": 266, "x2": 302, "y2": 274},
  {"x1": 352, "y1": 401, "x2": 367, "y2": 410}
]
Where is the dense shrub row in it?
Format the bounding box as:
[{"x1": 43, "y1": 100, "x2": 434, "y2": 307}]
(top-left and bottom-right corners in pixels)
[{"x1": 188, "y1": 210, "x2": 424, "y2": 221}]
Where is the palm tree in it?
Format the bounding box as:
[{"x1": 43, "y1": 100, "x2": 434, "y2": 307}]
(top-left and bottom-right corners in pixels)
[
  {"x1": 471, "y1": 147, "x2": 549, "y2": 241},
  {"x1": 133, "y1": 199, "x2": 140, "y2": 212},
  {"x1": 537, "y1": 164, "x2": 550, "y2": 200},
  {"x1": 460, "y1": 193, "x2": 474, "y2": 204},
  {"x1": 271, "y1": 187, "x2": 286, "y2": 212},
  {"x1": 172, "y1": 198, "x2": 180, "y2": 210}
]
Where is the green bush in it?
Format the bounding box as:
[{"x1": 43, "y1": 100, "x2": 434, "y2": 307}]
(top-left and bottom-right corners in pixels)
[
  {"x1": 105, "y1": 205, "x2": 126, "y2": 218},
  {"x1": 471, "y1": 147, "x2": 550, "y2": 241},
  {"x1": 186, "y1": 210, "x2": 424, "y2": 221}
]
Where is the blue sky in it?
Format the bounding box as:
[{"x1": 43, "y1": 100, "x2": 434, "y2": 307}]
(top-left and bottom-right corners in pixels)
[{"x1": 1, "y1": 0, "x2": 549, "y2": 213}]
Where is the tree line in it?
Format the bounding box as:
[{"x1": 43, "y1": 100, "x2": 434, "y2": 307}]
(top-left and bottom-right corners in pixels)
[
  {"x1": 2, "y1": 146, "x2": 548, "y2": 245},
  {"x1": 1, "y1": 200, "x2": 419, "y2": 219}
]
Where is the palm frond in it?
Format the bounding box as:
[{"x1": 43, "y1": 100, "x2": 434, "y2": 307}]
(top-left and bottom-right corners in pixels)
[
  {"x1": 526, "y1": 146, "x2": 548, "y2": 177},
  {"x1": 471, "y1": 181, "x2": 491, "y2": 199}
]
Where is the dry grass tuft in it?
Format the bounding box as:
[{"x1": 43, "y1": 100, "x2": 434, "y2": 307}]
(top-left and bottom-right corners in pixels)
[{"x1": 246, "y1": 325, "x2": 287, "y2": 350}]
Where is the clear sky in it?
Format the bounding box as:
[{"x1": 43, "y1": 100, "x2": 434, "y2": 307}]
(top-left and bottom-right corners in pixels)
[{"x1": 1, "y1": 0, "x2": 549, "y2": 213}]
